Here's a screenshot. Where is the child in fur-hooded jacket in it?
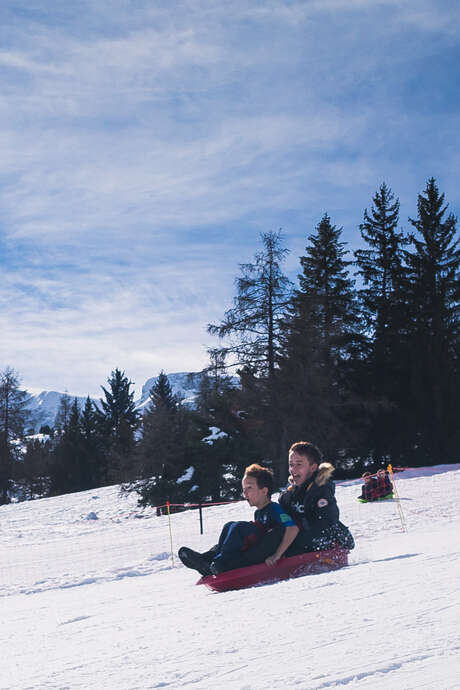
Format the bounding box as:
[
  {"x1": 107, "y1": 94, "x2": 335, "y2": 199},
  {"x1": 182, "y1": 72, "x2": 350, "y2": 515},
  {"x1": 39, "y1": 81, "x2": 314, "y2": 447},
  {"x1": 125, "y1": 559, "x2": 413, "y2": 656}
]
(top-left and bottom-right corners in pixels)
[{"x1": 279, "y1": 441, "x2": 354, "y2": 553}]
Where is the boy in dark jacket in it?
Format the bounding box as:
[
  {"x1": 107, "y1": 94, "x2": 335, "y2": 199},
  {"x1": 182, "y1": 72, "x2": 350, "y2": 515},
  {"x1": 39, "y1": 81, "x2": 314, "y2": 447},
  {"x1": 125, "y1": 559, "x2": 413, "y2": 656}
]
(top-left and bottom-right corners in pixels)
[{"x1": 279, "y1": 441, "x2": 354, "y2": 553}]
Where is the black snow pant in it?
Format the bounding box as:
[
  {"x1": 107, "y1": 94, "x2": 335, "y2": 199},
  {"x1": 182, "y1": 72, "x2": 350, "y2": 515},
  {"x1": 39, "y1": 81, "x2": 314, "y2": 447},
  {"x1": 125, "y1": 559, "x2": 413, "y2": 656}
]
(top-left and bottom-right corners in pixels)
[{"x1": 238, "y1": 525, "x2": 285, "y2": 567}]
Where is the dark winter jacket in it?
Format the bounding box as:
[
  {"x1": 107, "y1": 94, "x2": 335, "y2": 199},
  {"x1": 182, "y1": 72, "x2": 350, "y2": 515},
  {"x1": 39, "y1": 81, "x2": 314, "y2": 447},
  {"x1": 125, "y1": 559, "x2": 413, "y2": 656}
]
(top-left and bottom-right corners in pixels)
[{"x1": 279, "y1": 462, "x2": 354, "y2": 552}]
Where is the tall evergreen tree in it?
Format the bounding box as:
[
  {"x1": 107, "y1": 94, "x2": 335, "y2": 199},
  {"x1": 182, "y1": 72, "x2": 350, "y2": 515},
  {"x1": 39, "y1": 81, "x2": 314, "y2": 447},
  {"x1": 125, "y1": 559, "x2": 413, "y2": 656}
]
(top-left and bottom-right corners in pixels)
[
  {"x1": 405, "y1": 178, "x2": 460, "y2": 463},
  {"x1": 54, "y1": 392, "x2": 72, "y2": 434},
  {"x1": 194, "y1": 355, "x2": 262, "y2": 499},
  {"x1": 208, "y1": 230, "x2": 292, "y2": 380},
  {"x1": 196, "y1": 351, "x2": 237, "y2": 431},
  {"x1": 137, "y1": 373, "x2": 180, "y2": 481},
  {"x1": 354, "y1": 183, "x2": 409, "y2": 462},
  {"x1": 49, "y1": 398, "x2": 83, "y2": 495},
  {"x1": 279, "y1": 214, "x2": 361, "y2": 465},
  {"x1": 128, "y1": 372, "x2": 206, "y2": 507},
  {"x1": 49, "y1": 396, "x2": 107, "y2": 496},
  {"x1": 150, "y1": 371, "x2": 177, "y2": 410},
  {"x1": 208, "y1": 230, "x2": 292, "y2": 477},
  {"x1": 355, "y1": 182, "x2": 405, "y2": 334},
  {"x1": 0, "y1": 367, "x2": 29, "y2": 504},
  {"x1": 79, "y1": 396, "x2": 104, "y2": 489},
  {"x1": 20, "y1": 435, "x2": 52, "y2": 500},
  {"x1": 96, "y1": 369, "x2": 140, "y2": 482}
]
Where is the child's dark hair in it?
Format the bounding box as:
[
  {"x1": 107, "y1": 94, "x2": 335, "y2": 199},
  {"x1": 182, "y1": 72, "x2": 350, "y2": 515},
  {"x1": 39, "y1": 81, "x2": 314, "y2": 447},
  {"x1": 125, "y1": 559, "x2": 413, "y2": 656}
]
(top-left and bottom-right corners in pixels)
[
  {"x1": 289, "y1": 441, "x2": 323, "y2": 466},
  {"x1": 244, "y1": 463, "x2": 274, "y2": 498}
]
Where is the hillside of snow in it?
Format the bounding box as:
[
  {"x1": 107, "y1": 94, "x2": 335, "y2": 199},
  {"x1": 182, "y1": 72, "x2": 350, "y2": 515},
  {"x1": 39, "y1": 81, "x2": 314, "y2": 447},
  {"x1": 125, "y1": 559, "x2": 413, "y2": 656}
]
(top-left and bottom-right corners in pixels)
[{"x1": 1, "y1": 465, "x2": 460, "y2": 689}]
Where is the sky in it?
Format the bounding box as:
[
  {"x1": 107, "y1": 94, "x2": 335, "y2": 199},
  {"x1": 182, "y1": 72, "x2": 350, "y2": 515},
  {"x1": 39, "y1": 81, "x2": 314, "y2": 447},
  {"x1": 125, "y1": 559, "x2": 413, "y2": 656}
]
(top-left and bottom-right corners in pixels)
[
  {"x1": 2, "y1": 464, "x2": 460, "y2": 688},
  {"x1": 1, "y1": 0, "x2": 459, "y2": 397}
]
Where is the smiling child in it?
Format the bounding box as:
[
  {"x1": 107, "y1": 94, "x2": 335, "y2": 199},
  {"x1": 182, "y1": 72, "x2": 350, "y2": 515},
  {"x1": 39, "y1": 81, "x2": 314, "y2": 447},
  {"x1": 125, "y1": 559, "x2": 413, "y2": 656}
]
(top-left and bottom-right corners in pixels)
[{"x1": 278, "y1": 441, "x2": 354, "y2": 553}]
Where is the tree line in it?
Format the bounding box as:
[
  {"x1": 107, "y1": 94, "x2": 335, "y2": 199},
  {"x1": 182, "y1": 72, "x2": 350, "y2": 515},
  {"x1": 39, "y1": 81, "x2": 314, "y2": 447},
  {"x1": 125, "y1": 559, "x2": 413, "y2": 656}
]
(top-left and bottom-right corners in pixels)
[{"x1": 0, "y1": 178, "x2": 458, "y2": 506}]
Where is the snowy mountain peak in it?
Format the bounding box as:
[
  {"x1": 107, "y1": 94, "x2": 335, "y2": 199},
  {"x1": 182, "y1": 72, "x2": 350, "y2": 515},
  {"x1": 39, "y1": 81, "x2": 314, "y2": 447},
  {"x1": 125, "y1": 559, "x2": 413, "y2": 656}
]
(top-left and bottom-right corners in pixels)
[
  {"x1": 25, "y1": 390, "x2": 96, "y2": 432},
  {"x1": 137, "y1": 371, "x2": 204, "y2": 409},
  {"x1": 24, "y1": 372, "x2": 204, "y2": 431}
]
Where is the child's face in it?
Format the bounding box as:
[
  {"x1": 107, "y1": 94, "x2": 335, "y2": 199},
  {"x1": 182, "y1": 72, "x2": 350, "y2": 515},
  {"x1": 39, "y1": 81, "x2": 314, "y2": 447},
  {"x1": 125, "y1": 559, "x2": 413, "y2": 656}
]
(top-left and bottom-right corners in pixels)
[
  {"x1": 242, "y1": 475, "x2": 269, "y2": 508},
  {"x1": 364, "y1": 476, "x2": 372, "y2": 484},
  {"x1": 289, "y1": 451, "x2": 318, "y2": 486}
]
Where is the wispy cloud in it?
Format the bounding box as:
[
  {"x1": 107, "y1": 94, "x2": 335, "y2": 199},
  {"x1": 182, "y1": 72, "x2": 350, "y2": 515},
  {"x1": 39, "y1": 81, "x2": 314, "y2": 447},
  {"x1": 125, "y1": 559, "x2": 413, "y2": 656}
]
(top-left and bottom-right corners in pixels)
[{"x1": 1, "y1": 0, "x2": 458, "y2": 395}]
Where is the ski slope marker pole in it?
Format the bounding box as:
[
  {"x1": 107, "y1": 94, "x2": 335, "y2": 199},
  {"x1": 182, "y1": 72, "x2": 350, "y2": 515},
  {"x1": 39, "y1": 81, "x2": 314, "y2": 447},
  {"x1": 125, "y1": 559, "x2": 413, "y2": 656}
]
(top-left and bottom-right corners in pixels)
[
  {"x1": 166, "y1": 501, "x2": 175, "y2": 567},
  {"x1": 388, "y1": 464, "x2": 407, "y2": 532}
]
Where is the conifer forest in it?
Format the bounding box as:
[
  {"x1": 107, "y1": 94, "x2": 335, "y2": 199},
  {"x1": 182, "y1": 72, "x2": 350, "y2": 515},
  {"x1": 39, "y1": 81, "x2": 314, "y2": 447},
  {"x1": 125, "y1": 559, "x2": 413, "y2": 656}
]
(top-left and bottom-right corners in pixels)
[{"x1": 1, "y1": 178, "x2": 459, "y2": 505}]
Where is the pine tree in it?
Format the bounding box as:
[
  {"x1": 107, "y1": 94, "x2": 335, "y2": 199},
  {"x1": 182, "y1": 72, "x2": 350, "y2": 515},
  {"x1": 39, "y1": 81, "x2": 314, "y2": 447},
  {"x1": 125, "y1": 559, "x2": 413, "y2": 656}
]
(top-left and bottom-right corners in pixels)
[
  {"x1": 54, "y1": 392, "x2": 72, "y2": 434},
  {"x1": 208, "y1": 230, "x2": 292, "y2": 380},
  {"x1": 127, "y1": 372, "x2": 206, "y2": 507},
  {"x1": 20, "y1": 436, "x2": 52, "y2": 500},
  {"x1": 279, "y1": 214, "x2": 361, "y2": 465},
  {"x1": 194, "y1": 355, "x2": 261, "y2": 499},
  {"x1": 196, "y1": 351, "x2": 237, "y2": 431},
  {"x1": 208, "y1": 230, "x2": 292, "y2": 476},
  {"x1": 405, "y1": 178, "x2": 460, "y2": 463},
  {"x1": 0, "y1": 367, "x2": 29, "y2": 504},
  {"x1": 354, "y1": 183, "x2": 409, "y2": 462},
  {"x1": 96, "y1": 369, "x2": 140, "y2": 482},
  {"x1": 49, "y1": 398, "x2": 83, "y2": 495},
  {"x1": 80, "y1": 396, "x2": 104, "y2": 489},
  {"x1": 150, "y1": 371, "x2": 177, "y2": 410},
  {"x1": 49, "y1": 396, "x2": 108, "y2": 495},
  {"x1": 355, "y1": 182, "x2": 406, "y2": 336}
]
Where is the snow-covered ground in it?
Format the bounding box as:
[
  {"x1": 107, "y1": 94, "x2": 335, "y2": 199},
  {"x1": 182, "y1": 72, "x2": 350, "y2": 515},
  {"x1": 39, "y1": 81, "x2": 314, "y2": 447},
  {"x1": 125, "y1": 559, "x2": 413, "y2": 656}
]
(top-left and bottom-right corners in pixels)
[{"x1": 1, "y1": 465, "x2": 459, "y2": 690}]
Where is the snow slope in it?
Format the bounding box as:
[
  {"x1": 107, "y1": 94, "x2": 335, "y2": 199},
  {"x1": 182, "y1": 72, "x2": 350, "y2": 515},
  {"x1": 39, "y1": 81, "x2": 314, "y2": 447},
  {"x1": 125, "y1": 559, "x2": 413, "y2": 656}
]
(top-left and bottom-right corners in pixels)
[{"x1": 1, "y1": 465, "x2": 459, "y2": 690}]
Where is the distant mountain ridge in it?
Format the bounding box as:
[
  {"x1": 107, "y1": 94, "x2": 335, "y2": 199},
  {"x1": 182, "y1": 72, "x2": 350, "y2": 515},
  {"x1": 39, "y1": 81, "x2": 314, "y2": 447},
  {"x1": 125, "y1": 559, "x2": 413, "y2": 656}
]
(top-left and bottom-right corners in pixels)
[
  {"x1": 25, "y1": 372, "x2": 204, "y2": 432},
  {"x1": 25, "y1": 391, "x2": 93, "y2": 433},
  {"x1": 137, "y1": 371, "x2": 205, "y2": 409}
]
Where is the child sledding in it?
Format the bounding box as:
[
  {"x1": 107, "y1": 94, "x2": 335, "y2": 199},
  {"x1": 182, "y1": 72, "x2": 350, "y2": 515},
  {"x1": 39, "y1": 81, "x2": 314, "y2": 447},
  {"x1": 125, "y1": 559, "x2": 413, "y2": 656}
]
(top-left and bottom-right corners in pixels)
[
  {"x1": 178, "y1": 463, "x2": 299, "y2": 576},
  {"x1": 358, "y1": 469, "x2": 394, "y2": 502},
  {"x1": 178, "y1": 441, "x2": 354, "y2": 588}
]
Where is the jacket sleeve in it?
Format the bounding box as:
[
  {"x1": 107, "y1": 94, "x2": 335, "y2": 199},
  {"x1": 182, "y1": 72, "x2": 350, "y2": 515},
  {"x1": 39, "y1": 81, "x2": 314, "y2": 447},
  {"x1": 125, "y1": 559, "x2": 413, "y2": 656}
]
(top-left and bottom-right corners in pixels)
[{"x1": 267, "y1": 502, "x2": 296, "y2": 528}]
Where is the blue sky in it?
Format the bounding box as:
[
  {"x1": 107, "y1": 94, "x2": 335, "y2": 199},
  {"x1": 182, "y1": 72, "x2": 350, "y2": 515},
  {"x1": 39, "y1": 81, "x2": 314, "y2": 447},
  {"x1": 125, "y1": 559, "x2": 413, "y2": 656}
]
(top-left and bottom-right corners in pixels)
[{"x1": 1, "y1": 0, "x2": 459, "y2": 398}]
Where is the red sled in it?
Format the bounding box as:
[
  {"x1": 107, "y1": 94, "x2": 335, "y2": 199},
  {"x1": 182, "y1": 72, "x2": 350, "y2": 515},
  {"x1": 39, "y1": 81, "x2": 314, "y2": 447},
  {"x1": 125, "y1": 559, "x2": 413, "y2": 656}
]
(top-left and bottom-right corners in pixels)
[{"x1": 196, "y1": 545, "x2": 349, "y2": 593}]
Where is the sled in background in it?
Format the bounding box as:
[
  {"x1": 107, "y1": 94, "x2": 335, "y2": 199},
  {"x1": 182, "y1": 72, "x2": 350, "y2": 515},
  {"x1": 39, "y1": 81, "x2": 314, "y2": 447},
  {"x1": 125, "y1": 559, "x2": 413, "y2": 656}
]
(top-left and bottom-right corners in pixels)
[
  {"x1": 196, "y1": 545, "x2": 349, "y2": 593},
  {"x1": 358, "y1": 492, "x2": 394, "y2": 503}
]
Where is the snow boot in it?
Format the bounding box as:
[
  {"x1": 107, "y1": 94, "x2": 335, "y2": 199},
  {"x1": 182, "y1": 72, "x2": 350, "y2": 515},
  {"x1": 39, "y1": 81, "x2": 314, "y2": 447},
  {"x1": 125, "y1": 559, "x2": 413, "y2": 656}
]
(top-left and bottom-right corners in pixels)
[
  {"x1": 209, "y1": 560, "x2": 228, "y2": 576},
  {"x1": 200, "y1": 544, "x2": 220, "y2": 563},
  {"x1": 178, "y1": 547, "x2": 211, "y2": 576}
]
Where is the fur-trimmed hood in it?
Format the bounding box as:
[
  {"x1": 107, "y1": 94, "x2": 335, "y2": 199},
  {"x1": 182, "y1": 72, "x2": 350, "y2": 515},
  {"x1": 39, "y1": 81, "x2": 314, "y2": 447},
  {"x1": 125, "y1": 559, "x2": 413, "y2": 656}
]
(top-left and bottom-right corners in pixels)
[
  {"x1": 287, "y1": 462, "x2": 335, "y2": 489},
  {"x1": 279, "y1": 461, "x2": 341, "y2": 535},
  {"x1": 314, "y1": 462, "x2": 335, "y2": 487}
]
